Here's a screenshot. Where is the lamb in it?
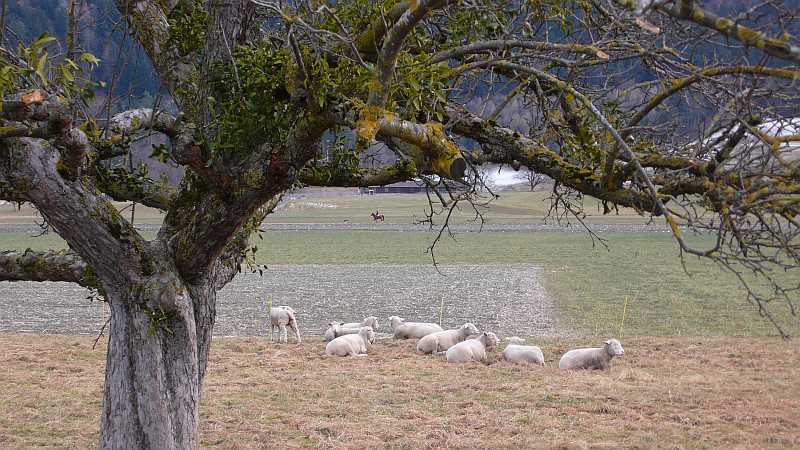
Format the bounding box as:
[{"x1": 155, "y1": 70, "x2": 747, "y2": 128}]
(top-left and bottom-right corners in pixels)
[
  {"x1": 388, "y1": 316, "x2": 444, "y2": 339},
  {"x1": 269, "y1": 306, "x2": 301, "y2": 343},
  {"x1": 325, "y1": 326, "x2": 375, "y2": 357},
  {"x1": 500, "y1": 337, "x2": 545, "y2": 365},
  {"x1": 445, "y1": 332, "x2": 499, "y2": 363},
  {"x1": 416, "y1": 323, "x2": 479, "y2": 354},
  {"x1": 340, "y1": 316, "x2": 380, "y2": 331},
  {"x1": 558, "y1": 339, "x2": 625, "y2": 370}
]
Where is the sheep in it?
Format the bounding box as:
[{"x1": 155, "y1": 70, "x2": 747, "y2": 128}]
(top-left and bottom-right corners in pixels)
[
  {"x1": 323, "y1": 322, "x2": 342, "y2": 342},
  {"x1": 388, "y1": 316, "x2": 444, "y2": 339},
  {"x1": 445, "y1": 332, "x2": 499, "y2": 363},
  {"x1": 416, "y1": 323, "x2": 479, "y2": 354},
  {"x1": 269, "y1": 306, "x2": 301, "y2": 343},
  {"x1": 325, "y1": 326, "x2": 375, "y2": 357},
  {"x1": 323, "y1": 322, "x2": 368, "y2": 342},
  {"x1": 340, "y1": 316, "x2": 380, "y2": 331},
  {"x1": 500, "y1": 337, "x2": 545, "y2": 365},
  {"x1": 558, "y1": 339, "x2": 625, "y2": 370}
]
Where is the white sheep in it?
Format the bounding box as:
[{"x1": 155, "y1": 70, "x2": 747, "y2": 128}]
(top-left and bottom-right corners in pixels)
[
  {"x1": 325, "y1": 326, "x2": 375, "y2": 357},
  {"x1": 445, "y1": 332, "x2": 499, "y2": 363},
  {"x1": 323, "y1": 322, "x2": 342, "y2": 342},
  {"x1": 323, "y1": 322, "x2": 367, "y2": 342},
  {"x1": 388, "y1": 315, "x2": 444, "y2": 339},
  {"x1": 340, "y1": 316, "x2": 380, "y2": 331},
  {"x1": 416, "y1": 323, "x2": 479, "y2": 354},
  {"x1": 500, "y1": 337, "x2": 545, "y2": 365},
  {"x1": 269, "y1": 306, "x2": 301, "y2": 343},
  {"x1": 558, "y1": 339, "x2": 625, "y2": 370}
]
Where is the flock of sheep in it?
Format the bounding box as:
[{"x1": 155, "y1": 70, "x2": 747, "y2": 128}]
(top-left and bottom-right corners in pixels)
[{"x1": 269, "y1": 306, "x2": 625, "y2": 370}]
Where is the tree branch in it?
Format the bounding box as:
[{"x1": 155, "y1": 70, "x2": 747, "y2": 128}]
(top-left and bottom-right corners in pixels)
[
  {"x1": 0, "y1": 249, "x2": 98, "y2": 288},
  {"x1": 367, "y1": 0, "x2": 454, "y2": 108},
  {"x1": 2, "y1": 90, "x2": 91, "y2": 180},
  {"x1": 356, "y1": 112, "x2": 466, "y2": 179},
  {"x1": 91, "y1": 167, "x2": 177, "y2": 210},
  {"x1": 627, "y1": 65, "x2": 800, "y2": 130},
  {"x1": 615, "y1": 0, "x2": 800, "y2": 63},
  {"x1": 109, "y1": 108, "x2": 177, "y2": 137},
  {"x1": 298, "y1": 159, "x2": 418, "y2": 187},
  {"x1": 429, "y1": 39, "x2": 608, "y2": 64}
]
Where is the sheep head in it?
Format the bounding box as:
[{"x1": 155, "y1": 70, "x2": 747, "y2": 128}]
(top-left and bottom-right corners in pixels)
[
  {"x1": 481, "y1": 332, "x2": 499, "y2": 350},
  {"x1": 388, "y1": 316, "x2": 404, "y2": 331},
  {"x1": 364, "y1": 316, "x2": 379, "y2": 331},
  {"x1": 604, "y1": 339, "x2": 625, "y2": 357},
  {"x1": 359, "y1": 326, "x2": 376, "y2": 344},
  {"x1": 461, "y1": 323, "x2": 479, "y2": 336}
]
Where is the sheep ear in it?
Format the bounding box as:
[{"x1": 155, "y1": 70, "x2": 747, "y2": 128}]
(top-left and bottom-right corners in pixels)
[{"x1": 604, "y1": 340, "x2": 611, "y2": 345}]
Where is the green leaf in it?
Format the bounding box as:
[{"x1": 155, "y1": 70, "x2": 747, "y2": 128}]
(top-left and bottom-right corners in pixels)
[
  {"x1": 32, "y1": 32, "x2": 56, "y2": 49},
  {"x1": 35, "y1": 51, "x2": 49, "y2": 85},
  {"x1": 80, "y1": 52, "x2": 101, "y2": 66}
]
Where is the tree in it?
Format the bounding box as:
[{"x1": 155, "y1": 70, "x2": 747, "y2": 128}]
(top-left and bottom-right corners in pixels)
[
  {"x1": 0, "y1": 0, "x2": 798, "y2": 447},
  {"x1": 518, "y1": 169, "x2": 547, "y2": 191}
]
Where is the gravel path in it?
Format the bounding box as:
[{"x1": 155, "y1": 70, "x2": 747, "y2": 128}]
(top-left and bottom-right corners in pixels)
[{"x1": 0, "y1": 264, "x2": 552, "y2": 337}]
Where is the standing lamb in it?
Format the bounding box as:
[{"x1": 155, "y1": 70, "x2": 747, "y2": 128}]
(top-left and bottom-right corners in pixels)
[
  {"x1": 340, "y1": 316, "x2": 380, "y2": 331},
  {"x1": 388, "y1": 315, "x2": 444, "y2": 339},
  {"x1": 559, "y1": 339, "x2": 625, "y2": 370},
  {"x1": 325, "y1": 327, "x2": 375, "y2": 357},
  {"x1": 269, "y1": 306, "x2": 302, "y2": 343},
  {"x1": 416, "y1": 323, "x2": 479, "y2": 354},
  {"x1": 445, "y1": 332, "x2": 499, "y2": 363},
  {"x1": 501, "y1": 337, "x2": 545, "y2": 365}
]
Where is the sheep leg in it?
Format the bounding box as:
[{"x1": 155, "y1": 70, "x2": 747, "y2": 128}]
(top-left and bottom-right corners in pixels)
[
  {"x1": 290, "y1": 322, "x2": 302, "y2": 343},
  {"x1": 278, "y1": 324, "x2": 287, "y2": 343}
]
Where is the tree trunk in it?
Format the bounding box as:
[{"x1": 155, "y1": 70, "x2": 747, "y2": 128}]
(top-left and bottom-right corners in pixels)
[{"x1": 100, "y1": 277, "x2": 216, "y2": 449}]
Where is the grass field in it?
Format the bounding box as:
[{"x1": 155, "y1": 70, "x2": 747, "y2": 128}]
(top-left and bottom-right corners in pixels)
[
  {"x1": 1, "y1": 333, "x2": 798, "y2": 449},
  {"x1": 2, "y1": 228, "x2": 796, "y2": 337},
  {"x1": 0, "y1": 190, "x2": 651, "y2": 226},
  {"x1": 265, "y1": 190, "x2": 651, "y2": 224}
]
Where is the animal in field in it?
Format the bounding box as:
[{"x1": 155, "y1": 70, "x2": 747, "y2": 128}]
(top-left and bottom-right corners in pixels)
[
  {"x1": 371, "y1": 211, "x2": 385, "y2": 222},
  {"x1": 445, "y1": 332, "x2": 499, "y2": 363},
  {"x1": 501, "y1": 337, "x2": 545, "y2": 365},
  {"x1": 388, "y1": 315, "x2": 444, "y2": 339},
  {"x1": 416, "y1": 323, "x2": 479, "y2": 354},
  {"x1": 559, "y1": 339, "x2": 624, "y2": 370},
  {"x1": 269, "y1": 305, "x2": 301, "y2": 343},
  {"x1": 325, "y1": 326, "x2": 375, "y2": 357}
]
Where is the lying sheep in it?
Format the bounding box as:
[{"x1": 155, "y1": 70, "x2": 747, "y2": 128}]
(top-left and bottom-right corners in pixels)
[
  {"x1": 269, "y1": 306, "x2": 301, "y2": 343},
  {"x1": 445, "y1": 332, "x2": 499, "y2": 363},
  {"x1": 388, "y1": 316, "x2": 444, "y2": 339},
  {"x1": 323, "y1": 322, "x2": 342, "y2": 342},
  {"x1": 323, "y1": 322, "x2": 367, "y2": 342},
  {"x1": 416, "y1": 323, "x2": 479, "y2": 354},
  {"x1": 325, "y1": 326, "x2": 375, "y2": 357},
  {"x1": 340, "y1": 316, "x2": 379, "y2": 331},
  {"x1": 501, "y1": 337, "x2": 545, "y2": 365},
  {"x1": 558, "y1": 339, "x2": 625, "y2": 370}
]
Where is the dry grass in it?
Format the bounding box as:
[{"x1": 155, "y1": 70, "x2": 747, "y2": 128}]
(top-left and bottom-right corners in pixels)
[{"x1": 1, "y1": 333, "x2": 799, "y2": 449}]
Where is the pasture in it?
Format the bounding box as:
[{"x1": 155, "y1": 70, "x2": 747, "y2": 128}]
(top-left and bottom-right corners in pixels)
[{"x1": 0, "y1": 334, "x2": 798, "y2": 449}]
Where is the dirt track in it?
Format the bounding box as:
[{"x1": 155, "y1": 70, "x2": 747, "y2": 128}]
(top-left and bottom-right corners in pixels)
[{"x1": 0, "y1": 264, "x2": 552, "y2": 337}]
